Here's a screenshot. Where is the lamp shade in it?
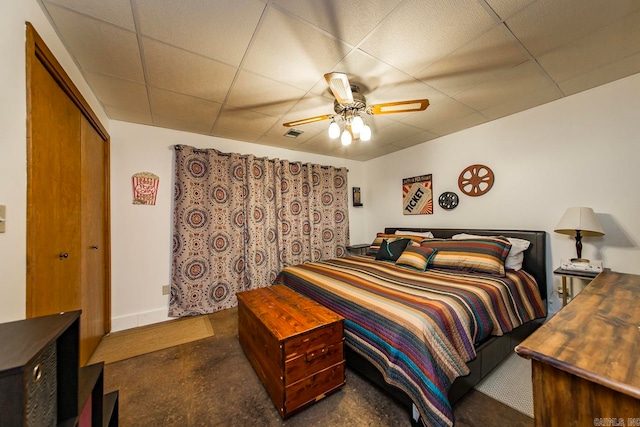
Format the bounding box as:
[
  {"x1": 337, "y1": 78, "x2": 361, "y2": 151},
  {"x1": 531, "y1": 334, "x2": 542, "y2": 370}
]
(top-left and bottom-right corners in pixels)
[{"x1": 554, "y1": 207, "x2": 604, "y2": 236}]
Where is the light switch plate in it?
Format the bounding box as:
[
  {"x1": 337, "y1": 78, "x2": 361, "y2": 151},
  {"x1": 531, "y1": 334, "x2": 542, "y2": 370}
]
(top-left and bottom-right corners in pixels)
[{"x1": 0, "y1": 205, "x2": 5, "y2": 233}]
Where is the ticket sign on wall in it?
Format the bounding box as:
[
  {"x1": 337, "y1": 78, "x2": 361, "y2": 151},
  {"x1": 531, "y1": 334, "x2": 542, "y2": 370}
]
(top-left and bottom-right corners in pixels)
[
  {"x1": 402, "y1": 174, "x2": 433, "y2": 215},
  {"x1": 132, "y1": 172, "x2": 159, "y2": 205}
]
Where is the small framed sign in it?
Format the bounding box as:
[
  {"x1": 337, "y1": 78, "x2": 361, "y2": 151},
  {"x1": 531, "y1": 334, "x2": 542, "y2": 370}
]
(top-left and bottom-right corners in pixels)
[{"x1": 352, "y1": 187, "x2": 362, "y2": 207}]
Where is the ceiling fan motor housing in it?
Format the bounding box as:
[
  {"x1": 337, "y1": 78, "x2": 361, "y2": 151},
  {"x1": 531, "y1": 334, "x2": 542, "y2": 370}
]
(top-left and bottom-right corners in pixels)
[{"x1": 333, "y1": 85, "x2": 366, "y2": 114}]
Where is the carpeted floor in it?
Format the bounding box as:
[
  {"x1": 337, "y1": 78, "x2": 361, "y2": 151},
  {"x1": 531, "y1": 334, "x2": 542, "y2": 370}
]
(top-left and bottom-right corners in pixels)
[
  {"x1": 101, "y1": 307, "x2": 534, "y2": 426},
  {"x1": 474, "y1": 353, "x2": 534, "y2": 417}
]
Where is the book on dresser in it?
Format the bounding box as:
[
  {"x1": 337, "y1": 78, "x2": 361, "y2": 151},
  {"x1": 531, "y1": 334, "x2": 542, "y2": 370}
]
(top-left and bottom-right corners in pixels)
[{"x1": 0, "y1": 311, "x2": 119, "y2": 427}]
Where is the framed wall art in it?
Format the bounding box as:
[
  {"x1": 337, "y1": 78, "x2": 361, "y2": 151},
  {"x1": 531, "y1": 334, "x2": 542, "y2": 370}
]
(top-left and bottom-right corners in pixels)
[
  {"x1": 132, "y1": 172, "x2": 160, "y2": 205},
  {"x1": 402, "y1": 174, "x2": 433, "y2": 215}
]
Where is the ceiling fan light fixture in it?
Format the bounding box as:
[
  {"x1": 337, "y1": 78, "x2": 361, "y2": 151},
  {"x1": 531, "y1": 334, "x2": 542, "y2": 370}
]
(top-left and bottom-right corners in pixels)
[
  {"x1": 351, "y1": 115, "x2": 364, "y2": 134},
  {"x1": 328, "y1": 119, "x2": 340, "y2": 139},
  {"x1": 341, "y1": 129, "x2": 352, "y2": 146},
  {"x1": 360, "y1": 124, "x2": 371, "y2": 141}
]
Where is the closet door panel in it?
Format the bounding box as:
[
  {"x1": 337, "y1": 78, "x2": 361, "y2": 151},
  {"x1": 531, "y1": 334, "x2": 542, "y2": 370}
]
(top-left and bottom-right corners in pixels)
[
  {"x1": 27, "y1": 57, "x2": 81, "y2": 317},
  {"x1": 80, "y1": 115, "x2": 107, "y2": 365}
]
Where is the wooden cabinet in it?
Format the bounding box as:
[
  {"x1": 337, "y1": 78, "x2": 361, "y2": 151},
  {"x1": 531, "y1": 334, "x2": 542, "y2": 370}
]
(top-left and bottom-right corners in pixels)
[
  {"x1": 516, "y1": 271, "x2": 640, "y2": 426},
  {"x1": 237, "y1": 285, "x2": 345, "y2": 418},
  {"x1": 0, "y1": 311, "x2": 118, "y2": 426},
  {"x1": 26, "y1": 23, "x2": 111, "y2": 366}
]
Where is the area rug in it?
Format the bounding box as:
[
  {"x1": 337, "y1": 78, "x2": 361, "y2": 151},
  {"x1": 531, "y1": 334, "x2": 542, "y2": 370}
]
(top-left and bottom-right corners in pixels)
[
  {"x1": 474, "y1": 352, "x2": 534, "y2": 418},
  {"x1": 88, "y1": 315, "x2": 214, "y2": 365}
]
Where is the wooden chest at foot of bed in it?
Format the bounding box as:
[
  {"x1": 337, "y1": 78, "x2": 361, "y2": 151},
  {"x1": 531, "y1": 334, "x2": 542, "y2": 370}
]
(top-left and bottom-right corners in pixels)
[{"x1": 237, "y1": 284, "x2": 345, "y2": 418}]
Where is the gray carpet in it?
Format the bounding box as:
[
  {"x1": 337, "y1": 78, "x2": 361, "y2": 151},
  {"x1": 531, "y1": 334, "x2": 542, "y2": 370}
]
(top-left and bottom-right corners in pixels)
[{"x1": 103, "y1": 307, "x2": 533, "y2": 426}]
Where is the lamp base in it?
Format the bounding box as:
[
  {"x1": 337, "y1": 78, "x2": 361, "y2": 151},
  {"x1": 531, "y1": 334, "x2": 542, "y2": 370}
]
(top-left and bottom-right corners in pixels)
[{"x1": 570, "y1": 258, "x2": 590, "y2": 264}]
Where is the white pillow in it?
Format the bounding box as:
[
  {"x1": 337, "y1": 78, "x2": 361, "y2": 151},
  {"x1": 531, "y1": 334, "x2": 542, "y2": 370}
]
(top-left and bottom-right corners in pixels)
[
  {"x1": 395, "y1": 230, "x2": 434, "y2": 238},
  {"x1": 452, "y1": 233, "x2": 530, "y2": 270}
]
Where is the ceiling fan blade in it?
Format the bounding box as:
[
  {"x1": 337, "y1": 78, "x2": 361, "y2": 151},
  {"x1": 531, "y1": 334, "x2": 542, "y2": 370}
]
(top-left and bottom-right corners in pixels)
[
  {"x1": 368, "y1": 99, "x2": 430, "y2": 115},
  {"x1": 283, "y1": 114, "x2": 333, "y2": 127},
  {"x1": 324, "y1": 72, "x2": 354, "y2": 104}
]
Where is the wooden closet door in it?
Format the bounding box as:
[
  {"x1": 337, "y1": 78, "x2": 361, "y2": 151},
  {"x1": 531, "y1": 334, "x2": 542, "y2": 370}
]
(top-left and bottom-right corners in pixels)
[
  {"x1": 27, "y1": 56, "x2": 82, "y2": 317},
  {"x1": 80, "y1": 116, "x2": 107, "y2": 364},
  {"x1": 27, "y1": 23, "x2": 111, "y2": 365}
]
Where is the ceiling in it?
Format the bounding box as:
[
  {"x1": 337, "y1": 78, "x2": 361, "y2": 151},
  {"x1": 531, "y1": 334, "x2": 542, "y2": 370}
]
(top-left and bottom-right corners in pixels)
[{"x1": 37, "y1": 0, "x2": 640, "y2": 161}]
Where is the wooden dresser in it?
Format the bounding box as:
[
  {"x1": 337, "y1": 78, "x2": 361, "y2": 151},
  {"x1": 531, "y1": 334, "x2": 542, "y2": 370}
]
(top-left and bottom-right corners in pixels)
[
  {"x1": 516, "y1": 271, "x2": 640, "y2": 426},
  {"x1": 237, "y1": 285, "x2": 345, "y2": 418}
]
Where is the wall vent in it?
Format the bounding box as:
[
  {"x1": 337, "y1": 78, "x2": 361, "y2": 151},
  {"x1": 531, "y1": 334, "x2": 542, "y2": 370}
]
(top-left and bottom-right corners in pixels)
[{"x1": 284, "y1": 128, "x2": 304, "y2": 138}]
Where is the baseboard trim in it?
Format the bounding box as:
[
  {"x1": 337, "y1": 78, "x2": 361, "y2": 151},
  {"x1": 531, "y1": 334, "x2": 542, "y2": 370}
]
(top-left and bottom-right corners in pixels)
[{"x1": 111, "y1": 308, "x2": 173, "y2": 332}]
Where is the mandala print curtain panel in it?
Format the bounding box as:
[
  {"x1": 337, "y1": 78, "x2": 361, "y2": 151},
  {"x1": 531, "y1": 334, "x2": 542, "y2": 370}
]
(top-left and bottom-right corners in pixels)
[{"x1": 170, "y1": 145, "x2": 350, "y2": 317}]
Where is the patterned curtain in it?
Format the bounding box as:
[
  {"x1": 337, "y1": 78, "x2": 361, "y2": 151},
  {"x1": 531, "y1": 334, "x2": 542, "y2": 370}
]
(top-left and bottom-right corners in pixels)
[{"x1": 169, "y1": 145, "x2": 349, "y2": 317}]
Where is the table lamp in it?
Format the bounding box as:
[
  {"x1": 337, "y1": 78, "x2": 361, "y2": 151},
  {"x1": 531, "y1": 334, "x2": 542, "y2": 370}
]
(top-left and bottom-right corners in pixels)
[{"x1": 554, "y1": 207, "x2": 604, "y2": 263}]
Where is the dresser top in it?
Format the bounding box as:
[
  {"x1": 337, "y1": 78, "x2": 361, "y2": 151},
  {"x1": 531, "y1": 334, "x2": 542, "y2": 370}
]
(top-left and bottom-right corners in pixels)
[{"x1": 516, "y1": 270, "x2": 640, "y2": 399}]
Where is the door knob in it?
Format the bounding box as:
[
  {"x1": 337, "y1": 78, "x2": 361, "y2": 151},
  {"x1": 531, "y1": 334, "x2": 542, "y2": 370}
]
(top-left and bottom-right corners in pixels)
[
  {"x1": 59, "y1": 252, "x2": 69, "y2": 260},
  {"x1": 91, "y1": 245, "x2": 99, "y2": 249}
]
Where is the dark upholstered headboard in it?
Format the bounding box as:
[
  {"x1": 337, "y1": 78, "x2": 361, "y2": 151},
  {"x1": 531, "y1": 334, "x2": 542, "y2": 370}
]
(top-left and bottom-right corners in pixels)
[{"x1": 384, "y1": 227, "x2": 547, "y2": 302}]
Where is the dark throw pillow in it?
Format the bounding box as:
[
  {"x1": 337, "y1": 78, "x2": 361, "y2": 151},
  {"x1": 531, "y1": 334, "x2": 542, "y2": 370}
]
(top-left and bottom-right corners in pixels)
[{"x1": 375, "y1": 238, "x2": 411, "y2": 261}]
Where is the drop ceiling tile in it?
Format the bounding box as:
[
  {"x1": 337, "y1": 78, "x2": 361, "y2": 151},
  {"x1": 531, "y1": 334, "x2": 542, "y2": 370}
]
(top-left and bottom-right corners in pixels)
[
  {"x1": 149, "y1": 87, "x2": 221, "y2": 127},
  {"x1": 104, "y1": 106, "x2": 153, "y2": 125},
  {"x1": 257, "y1": 134, "x2": 306, "y2": 151},
  {"x1": 506, "y1": 0, "x2": 640, "y2": 57},
  {"x1": 143, "y1": 38, "x2": 237, "y2": 103},
  {"x1": 296, "y1": 134, "x2": 343, "y2": 155},
  {"x1": 360, "y1": 0, "x2": 496, "y2": 75},
  {"x1": 210, "y1": 128, "x2": 262, "y2": 144},
  {"x1": 134, "y1": 0, "x2": 265, "y2": 66},
  {"x1": 153, "y1": 115, "x2": 213, "y2": 135},
  {"x1": 429, "y1": 112, "x2": 490, "y2": 136},
  {"x1": 391, "y1": 130, "x2": 439, "y2": 149},
  {"x1": 369, "y1": 121, "x2": 424, "y2": 145},
  {"x1": 558, "y1": 52, "x2": 640, "y2": 96},
  {"x1": 45, "y1": 4, "x2": 144, "y2": 81},
  {"x1": 273, "y1": 0, "x2": 403, "y2": 46},
  {"x1": 416, "y1": 25, "x2": 529, "y2": 96},
  {"x1": 44, "y1": 0, "x2": 136, "y2": 30},
  {"x1": 226, "y1": 71, "x2": 306, "y2": 117},
  {"x1": 454, "y1": 60, "x2": 554, "y2": 110},
  {"x1": 242, "y1": 6, "x2": 352, "y2": 91},
  {"x1": 214, "y1": 105, "x2": 280, "y2": 136},
  {"x1": 538, "y1": 10, "x2": 640, "y2": 83},
  {"x1": 84, "y1": 72, "x2": 150, "y2": 113},
  {"x1": 480, "y1": 84, "x2": 562, "y2": 119},
  {"x1": 484, "y1": 0, "x2": 536, "y2": 20}
]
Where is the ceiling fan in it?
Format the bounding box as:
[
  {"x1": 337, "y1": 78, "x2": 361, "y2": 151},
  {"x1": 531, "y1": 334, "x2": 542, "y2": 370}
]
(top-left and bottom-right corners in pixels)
[{"x1": 283, "y1": 72, "x2": 429, "y2": 145}]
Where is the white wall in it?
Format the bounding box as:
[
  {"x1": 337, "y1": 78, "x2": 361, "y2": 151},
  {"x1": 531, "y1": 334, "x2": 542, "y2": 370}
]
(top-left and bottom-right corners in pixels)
[
  {"x1": 363, "y1": 73, "x2": 640, "y2": 316},
  {"x1": 109, "y1": 121, "x2": 366, "y2": 330},
  {"x1": 0, "y1": 0, "x2": 108, "y2": 323}
]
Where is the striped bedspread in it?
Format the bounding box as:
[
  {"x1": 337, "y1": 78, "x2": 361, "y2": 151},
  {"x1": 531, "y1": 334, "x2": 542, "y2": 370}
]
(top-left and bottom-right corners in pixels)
[{"x1": 273, "y1": 256, "x2": 546, "y2": 427}]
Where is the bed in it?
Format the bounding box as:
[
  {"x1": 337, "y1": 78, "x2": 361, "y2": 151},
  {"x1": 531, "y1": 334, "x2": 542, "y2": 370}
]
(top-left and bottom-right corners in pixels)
[{"x1": 273, "y1": 228, "x2": 548, "y2": 427}]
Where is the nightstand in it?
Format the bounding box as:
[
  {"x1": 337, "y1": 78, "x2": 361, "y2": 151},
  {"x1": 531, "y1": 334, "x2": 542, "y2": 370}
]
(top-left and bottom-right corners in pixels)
[
  {"x1": 346, "y1": 244, "x2": 369, "y2": 256},
  {"x1": 553, "y1": 267, "x2": 608, "y2": 306}
]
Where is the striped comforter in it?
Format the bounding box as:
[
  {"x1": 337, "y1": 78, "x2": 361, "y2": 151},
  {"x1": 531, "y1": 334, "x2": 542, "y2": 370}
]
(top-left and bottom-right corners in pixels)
[{"x1": 273, "y1": 256, "x2": 546, "y2": 427}]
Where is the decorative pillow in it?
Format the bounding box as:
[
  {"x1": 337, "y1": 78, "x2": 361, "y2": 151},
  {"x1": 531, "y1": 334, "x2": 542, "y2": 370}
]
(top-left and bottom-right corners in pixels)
[
  {"x1": 396, "y1": 245, "x2": 437, "y2": 271},
  {"x1": 452, "y1": 233, "x2": 531, "y2": 271},
  {"x1": 420, "y1": 237, "x2": 512, "y2": 276},
  {"x1": 394, "y1": 230, "x2": 434, "y2": 238},
  {"x1": 375, "y1": 238, "x2": 411, "y2": 262},
  {"x1": 367, "y1": 233, "x2": 425, "y2": 256}
]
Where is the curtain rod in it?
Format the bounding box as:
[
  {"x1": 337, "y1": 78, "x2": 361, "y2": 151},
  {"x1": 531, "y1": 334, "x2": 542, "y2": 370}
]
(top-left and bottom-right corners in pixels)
[{"x1": 174, "y1": 145, "x2": 348, "y2": 171}]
